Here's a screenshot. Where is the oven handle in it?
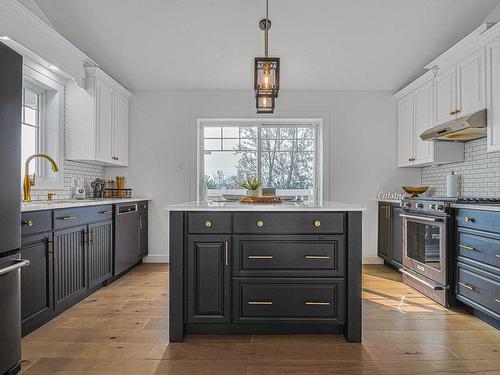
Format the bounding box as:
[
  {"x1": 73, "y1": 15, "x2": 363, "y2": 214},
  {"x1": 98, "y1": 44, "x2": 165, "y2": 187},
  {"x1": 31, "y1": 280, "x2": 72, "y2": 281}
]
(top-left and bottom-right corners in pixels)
[
  {"x1": 400, "y1": 214, "x2": 444, "y2": 223},
  {"x1": 400, "y1": 269, "x2": 444, "y2": 290}
]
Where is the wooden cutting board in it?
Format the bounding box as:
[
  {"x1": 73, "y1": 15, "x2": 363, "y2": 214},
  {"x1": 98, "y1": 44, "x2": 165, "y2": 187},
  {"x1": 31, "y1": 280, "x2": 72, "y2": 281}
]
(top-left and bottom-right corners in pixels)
[{"x1": 239, "y1": 196, "x2": 282, "y2": 204}]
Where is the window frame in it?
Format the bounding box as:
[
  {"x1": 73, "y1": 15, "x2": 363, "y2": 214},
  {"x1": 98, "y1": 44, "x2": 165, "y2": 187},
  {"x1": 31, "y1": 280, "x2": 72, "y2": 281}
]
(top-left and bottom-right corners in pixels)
[
  {"x1": 22, "y1": 59, "x2": 65, "y2": 190},
  {"x1": 21, "y1": 84, "x2": 44, "y2": 176},
  {"x1": 197, "y1": 118, "x2": 324, "y2": 202}
]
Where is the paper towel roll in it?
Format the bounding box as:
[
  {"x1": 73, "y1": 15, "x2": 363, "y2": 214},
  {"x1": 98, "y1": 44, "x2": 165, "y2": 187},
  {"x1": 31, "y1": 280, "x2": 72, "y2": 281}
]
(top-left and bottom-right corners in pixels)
[{"x1": 446, "y1": 170, "x2": 459, "y2": 197}]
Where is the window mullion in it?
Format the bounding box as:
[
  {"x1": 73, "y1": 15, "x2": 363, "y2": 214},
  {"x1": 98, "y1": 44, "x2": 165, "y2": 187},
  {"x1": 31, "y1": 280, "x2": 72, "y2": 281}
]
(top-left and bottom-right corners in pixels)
[{"x1": 257, "y1": 124, "x2": 262, "y2": 181}]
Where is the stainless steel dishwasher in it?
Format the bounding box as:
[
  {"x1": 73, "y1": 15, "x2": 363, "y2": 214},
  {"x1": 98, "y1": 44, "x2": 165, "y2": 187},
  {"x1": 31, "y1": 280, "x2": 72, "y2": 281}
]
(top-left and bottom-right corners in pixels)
[{"x1": 114, "y1": 203, "x2": 139, "y2": 276}]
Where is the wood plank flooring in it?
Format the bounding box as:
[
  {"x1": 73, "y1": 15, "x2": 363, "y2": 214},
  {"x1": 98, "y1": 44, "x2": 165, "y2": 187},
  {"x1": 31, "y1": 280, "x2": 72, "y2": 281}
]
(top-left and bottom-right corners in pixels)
[{"x1": 21, "y1": 264, "x2": 500, "y2": 375}]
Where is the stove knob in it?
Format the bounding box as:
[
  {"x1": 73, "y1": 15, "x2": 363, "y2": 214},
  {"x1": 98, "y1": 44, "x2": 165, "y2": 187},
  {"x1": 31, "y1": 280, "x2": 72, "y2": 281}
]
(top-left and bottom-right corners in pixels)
[
  {"x1": 429, "y1": 204, "x2": 436, "y2": 210},
  {"x1": 436, "y1": 204, "x2": 444, "y2": 210},
  {"x1": 405, "y1": 202, "x2": 412, "y2": 208},
  {"x1": 416, "y1": 203, "x2": 424, "y2": 209}
]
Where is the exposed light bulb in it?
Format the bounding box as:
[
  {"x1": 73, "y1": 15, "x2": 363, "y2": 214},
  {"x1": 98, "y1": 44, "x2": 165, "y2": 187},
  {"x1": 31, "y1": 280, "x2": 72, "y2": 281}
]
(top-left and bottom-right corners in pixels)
[{"x1": 48, "y1": 65, "x2": 59, "y2": 71}]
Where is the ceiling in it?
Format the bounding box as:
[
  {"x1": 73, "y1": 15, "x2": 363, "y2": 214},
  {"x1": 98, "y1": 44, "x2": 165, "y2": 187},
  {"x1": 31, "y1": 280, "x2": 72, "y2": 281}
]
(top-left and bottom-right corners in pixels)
[{"x1": 33, "y1": 0, "x2": 500, "y2": 92}]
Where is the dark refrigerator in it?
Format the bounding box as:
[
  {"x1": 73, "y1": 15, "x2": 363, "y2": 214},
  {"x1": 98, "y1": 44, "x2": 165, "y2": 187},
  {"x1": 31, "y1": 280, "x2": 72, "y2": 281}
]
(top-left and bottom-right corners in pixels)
[{"x1": 0, "y1": 41, "x2": 30, "y2": 375}]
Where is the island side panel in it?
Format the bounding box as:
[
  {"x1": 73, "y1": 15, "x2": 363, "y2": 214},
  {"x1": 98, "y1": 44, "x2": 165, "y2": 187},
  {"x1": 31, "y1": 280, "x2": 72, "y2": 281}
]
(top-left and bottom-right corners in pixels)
[
  {"x1": 169, "y1": 211, "x2": 185, "y2": 342},
  {"x1": 345, "y1": 210, "x2": 362, "y2": 342}
]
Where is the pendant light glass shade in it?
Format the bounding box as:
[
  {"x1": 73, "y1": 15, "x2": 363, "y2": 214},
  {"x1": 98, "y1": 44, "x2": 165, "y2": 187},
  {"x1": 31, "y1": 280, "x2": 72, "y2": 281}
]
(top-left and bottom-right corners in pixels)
[
  {"x1": 256, "y1": 96, "x2": 275, "y2": 113},
  {"x1": 254, "y1": 57, "x2": 280, "y2": 98}
]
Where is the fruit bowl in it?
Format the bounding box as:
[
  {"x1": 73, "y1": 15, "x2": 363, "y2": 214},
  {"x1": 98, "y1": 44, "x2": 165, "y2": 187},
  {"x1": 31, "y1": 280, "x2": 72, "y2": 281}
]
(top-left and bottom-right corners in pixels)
[{"x1": 402, "y1": 186, "x2": 429, "y2": 198}]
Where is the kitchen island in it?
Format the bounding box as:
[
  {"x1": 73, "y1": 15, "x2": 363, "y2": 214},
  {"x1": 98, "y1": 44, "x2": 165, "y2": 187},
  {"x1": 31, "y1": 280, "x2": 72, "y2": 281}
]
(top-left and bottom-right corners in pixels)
[{"x1": 167, "y1": 201, "x2": 365, "y2": 342}]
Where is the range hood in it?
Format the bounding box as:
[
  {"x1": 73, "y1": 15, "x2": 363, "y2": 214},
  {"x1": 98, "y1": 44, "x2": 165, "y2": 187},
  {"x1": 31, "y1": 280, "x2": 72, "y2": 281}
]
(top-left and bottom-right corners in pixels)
[{"x1": 420, "y1": 109, "x2": 486, "y2": 142}]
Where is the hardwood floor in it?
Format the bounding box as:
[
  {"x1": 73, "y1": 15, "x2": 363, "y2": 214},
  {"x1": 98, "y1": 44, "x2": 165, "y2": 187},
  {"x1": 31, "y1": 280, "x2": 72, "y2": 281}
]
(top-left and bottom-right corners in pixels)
[{"x1": 21, "y1": 264, "x2": 500, "y2": 375}]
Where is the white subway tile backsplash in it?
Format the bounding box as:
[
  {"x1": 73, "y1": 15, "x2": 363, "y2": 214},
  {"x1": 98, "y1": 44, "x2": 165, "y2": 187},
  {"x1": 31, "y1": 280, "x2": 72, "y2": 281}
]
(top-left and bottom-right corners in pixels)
[
  {"x1": 29, "y1": 160, "x2": 105, "y2": 200},
  {"x1": 421, "y1": 138, "x2": 500, "y2": 197}
]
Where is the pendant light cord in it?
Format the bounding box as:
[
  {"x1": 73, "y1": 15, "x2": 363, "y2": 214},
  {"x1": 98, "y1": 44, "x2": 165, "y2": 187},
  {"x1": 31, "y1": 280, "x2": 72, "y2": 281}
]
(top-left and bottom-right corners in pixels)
[{"x1": 265, "y1": 0, "x2": 269, "y2": 57}]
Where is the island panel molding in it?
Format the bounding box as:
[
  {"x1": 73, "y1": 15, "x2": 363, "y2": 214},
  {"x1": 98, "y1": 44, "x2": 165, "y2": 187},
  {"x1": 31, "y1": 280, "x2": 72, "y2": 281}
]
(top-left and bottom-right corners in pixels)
[{"x1": 168, "y1": 202, "x2": 364, "y2": 342}]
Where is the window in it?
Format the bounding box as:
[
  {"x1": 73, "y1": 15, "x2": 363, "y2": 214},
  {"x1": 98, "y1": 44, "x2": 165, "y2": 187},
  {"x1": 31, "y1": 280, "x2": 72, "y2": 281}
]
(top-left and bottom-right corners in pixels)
[
  {"x1": 21, "y1": 86, "x2": 43, "y2": 176},
  {"x1": 21, "y1": 61, "x2": 65, "y2": 189},
  {"x1": 198, "y1": 119, "x2": 322, "y2": 200}
]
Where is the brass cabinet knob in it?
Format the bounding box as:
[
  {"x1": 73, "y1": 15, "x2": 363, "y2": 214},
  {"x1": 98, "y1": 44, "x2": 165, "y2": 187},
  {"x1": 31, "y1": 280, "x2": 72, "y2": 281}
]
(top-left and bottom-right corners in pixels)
[
  {"x1": 455, "y1": 109, "x2": 461, "y2": 114},
  {"x1": 464, "y1": 216, "x2": 474, "y2": 223},
  {"x1": 314, "y1": 220, "x2": 321, "y2": 227},
  {"x1": 24, "y1": 219, "x2": 33, "y2": 227},
  {"x1": 204, "y1": 220, "x2": 212, "y2": 228},
  {"x1": 257, "y1": 220, "x2": 264, "y2": 227}
]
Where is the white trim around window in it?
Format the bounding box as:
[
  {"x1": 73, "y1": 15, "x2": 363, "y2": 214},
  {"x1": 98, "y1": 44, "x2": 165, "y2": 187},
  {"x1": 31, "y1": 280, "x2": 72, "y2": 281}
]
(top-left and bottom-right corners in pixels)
[{"x1": 196, "y1": 118, "x2": 324, "y2": 203}]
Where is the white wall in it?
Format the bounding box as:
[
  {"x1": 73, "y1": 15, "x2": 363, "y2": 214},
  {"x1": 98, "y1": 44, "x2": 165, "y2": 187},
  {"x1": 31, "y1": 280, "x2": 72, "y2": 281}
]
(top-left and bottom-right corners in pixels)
[{"x1": 106, "y1": 90, "x2": 420, "y2": 263}]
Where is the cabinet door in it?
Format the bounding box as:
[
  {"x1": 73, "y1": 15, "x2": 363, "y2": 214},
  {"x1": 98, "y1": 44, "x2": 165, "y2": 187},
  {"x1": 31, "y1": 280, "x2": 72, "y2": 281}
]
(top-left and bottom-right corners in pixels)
[
  {"x1": 397, "y1": 93, "x2": 414, "y2": 167},
  {"x1": 138, "y1": 214, "x2": 148, "y2": 258},
  {"x1": 53, "y1": 226, "x2": 87, "y2": 309},
  {"x1": 413, "y1": 78, "x2": 434, "y2": 164},
  {"x1": 95, "y1": 78, "x2": 114, "y2": 164},
  {"x1": 391, "y1": 207, "x2": 403, "y2": 265},
  {"x1": 434, "y1": 66, "x2": 457, "y2": 125},
  {"x1": 113, "y1": 91, "x2": 129, "y2": 166},
  {"x1": 487, "y1": 35, "x2": 500, "y2": 152},
  {"x1": 377, "y1": 203, "x2": 392, "y2": 259},
  {"x1": 88, "y1": 220, "x2": 113, "y2": 289},
  {"x1": 187, "y1": 235, "x2": 230, "y2": 323},
  {"x1": 457, "y1": 48, "x2": 485, "y2": 117},
  {"x1": 20, "y1": 233, "x2": 53, "y2": 336}
]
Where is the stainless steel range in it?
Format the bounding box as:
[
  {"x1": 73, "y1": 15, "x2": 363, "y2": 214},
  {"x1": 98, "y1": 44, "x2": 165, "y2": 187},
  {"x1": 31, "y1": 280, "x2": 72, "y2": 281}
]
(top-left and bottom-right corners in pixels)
[{"x1": 400, "y1": 196, "x2": 500, "y2": 306}]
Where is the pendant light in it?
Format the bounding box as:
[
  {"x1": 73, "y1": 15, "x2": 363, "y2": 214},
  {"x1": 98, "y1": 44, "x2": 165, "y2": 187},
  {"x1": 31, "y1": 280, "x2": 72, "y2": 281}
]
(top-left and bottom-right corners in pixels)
[{"x1": 254, "y1": 0, "x2": 280, "y2": 113}]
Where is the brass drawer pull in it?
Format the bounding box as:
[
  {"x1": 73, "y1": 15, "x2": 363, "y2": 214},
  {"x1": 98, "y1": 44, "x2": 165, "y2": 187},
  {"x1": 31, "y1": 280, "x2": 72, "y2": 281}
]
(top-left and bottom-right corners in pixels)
[
  {"x1": 458, "y1": 244, "x2": 479, "y2": 252},
  {"x1": 496, "y1": 254, "x2": 500, "y2": 259},
  {"x1": 305, "y1": 255, "x2": 331, "y2": 260},
  {"x1": 204, "y1": 220, "x2": 212, "y2": 228},
  {"x1": 257, "y1": 220, "x2": 264, "y2": 227},
  {"x1": 60, "y1": 216, "x2": 79, "y2": 220},
  {"x1": 248, "y1": 255, "x2": 273, "y2": 260},
  {"x1": 100, "y1": 210, "x2": 113, "y2": 215},
  {"x1": 313, "y1": 220, "x2": 321, "y2": 227},
  {"x1": 24, "y1": 219, "x2": 33, "y2": 227},
  {"x1": 248, "y1": 300, "x2": 273, "y2": 305},
  {"x1": 458, "y1": 282, "x2": 475, "y2": 291},
  {"x1": 464, "y1": 216, "x2": 475, "y2": 223},
  {"x1": 305, "y1": 301, "x2": 331, "y2": 306},
  {"x1": 495, "y1": 298, "x2": 500, "y2": 304}
]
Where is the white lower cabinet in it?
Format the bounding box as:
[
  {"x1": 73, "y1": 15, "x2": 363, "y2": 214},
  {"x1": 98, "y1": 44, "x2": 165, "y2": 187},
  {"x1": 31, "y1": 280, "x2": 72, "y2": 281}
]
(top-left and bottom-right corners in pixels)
[
  {"x1": 396, "y1": 72, "x2": 464, "y2": 168},
  {"x1": 66, "y1": 67, "x2": 132, "y2": 167}
]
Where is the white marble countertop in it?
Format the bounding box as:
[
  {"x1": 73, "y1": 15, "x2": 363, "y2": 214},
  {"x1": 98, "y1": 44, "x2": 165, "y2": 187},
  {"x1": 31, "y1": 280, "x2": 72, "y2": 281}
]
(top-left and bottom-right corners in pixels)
[
  {"x1": 21, "y1": 197, "x2": 150, "y2": 212},
  {"x1": 166, "y1": 200, "x2": 365, "y2": 212},
  {"x1": 374, "y1": 198, "x2": 402, "y2": 204}
]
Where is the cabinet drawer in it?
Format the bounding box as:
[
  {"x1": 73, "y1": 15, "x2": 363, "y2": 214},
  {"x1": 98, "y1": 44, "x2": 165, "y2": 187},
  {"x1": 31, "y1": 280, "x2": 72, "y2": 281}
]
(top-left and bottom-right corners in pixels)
[
  {"x1": 53, "y1": 205, "x2": 113, "y2": 230},
  {"x1": 188, "y1": 212, "x2": 231, "y2": 234},
  {"x1": 456, "y1": 209, "x2": 500, "y2": 234},
  {"x1": 457, "y1": 263, "x2": 499, "y2": 318},
  {"x1": 233, "y1": 278, "x2": 344, "y2": 322},
  {"x1": 21, "y1": 211, "x2": 52, "y2": 236},
  {"x1": 233, "y1": 235, "x2": 344, "y2": 277},
  {"x1": 457, "y1": 229, "x2": 500, "y2": 270},
  {"x1": 233, "y1": 212, "x2": 344, "y2": 234}
]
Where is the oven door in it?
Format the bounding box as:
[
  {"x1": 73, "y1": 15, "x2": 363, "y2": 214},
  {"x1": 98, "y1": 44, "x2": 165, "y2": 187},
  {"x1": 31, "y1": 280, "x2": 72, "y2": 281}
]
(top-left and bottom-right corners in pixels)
[{"x1": 401, "y1": 213, "x2": 448, "y2": 286}]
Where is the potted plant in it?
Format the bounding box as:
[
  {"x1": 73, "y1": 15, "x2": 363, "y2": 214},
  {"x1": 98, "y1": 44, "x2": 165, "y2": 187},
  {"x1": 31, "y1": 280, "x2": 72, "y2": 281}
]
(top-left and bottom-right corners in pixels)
[{"x1": 241, "y1": 178, "x2": 263, "y2": 197}]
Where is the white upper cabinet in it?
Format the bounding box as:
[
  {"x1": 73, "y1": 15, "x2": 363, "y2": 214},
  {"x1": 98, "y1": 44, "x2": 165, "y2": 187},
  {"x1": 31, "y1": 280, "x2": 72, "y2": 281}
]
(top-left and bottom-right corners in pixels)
[
  {"x1": 486, "y1": 31, "x2": 500, "y2": 152},
  {"x1": 66, "y1": 67, "x2": 132, "y2": 166},
  {"x1": 457, "y1": 47, "x2": 485, "y2": 117},
  {"x1": 413, "y1": 79, "x2": 434, "y2": 164},
  {"x1": 434, "y1": 66, "x2": 457, "y2": 125},
  {"x1": 396, "y1": 72, "x2": 464, "y2": 168},
  {"x1": 397, "y1": 93, "x2": 414, "y2": 167}
]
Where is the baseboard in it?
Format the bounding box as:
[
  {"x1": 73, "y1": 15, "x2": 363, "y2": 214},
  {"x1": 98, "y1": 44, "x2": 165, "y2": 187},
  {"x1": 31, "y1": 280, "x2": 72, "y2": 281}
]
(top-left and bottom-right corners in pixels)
[
  {"x1": 143, "y1": 255, "x2": 169, "y2": 263},
  {"x1": 363, "y1": 256, "x2": 384, "y2": 264}
]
